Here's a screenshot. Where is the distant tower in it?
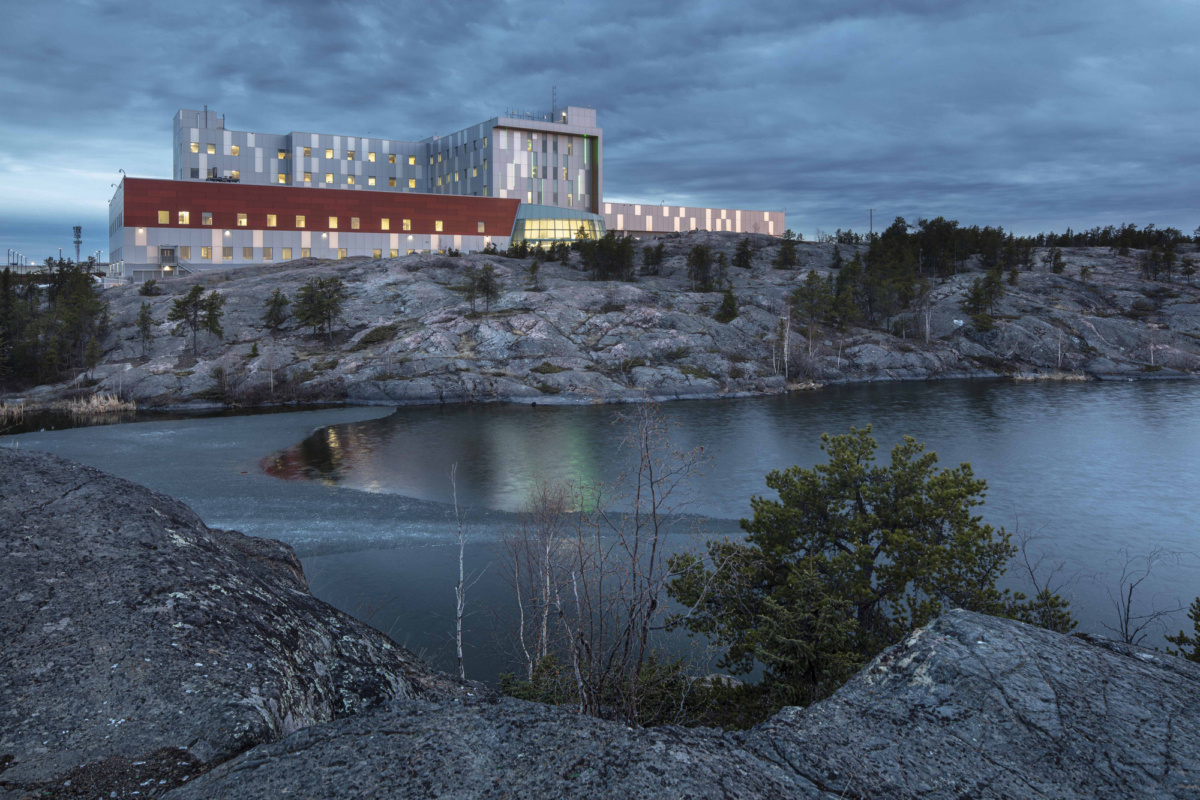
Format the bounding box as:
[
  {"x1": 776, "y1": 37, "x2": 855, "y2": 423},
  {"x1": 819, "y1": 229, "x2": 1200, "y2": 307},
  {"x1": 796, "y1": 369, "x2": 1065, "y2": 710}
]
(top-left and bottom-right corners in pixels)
[{"x1": 73, "y1": 226, "x2": 82, "y2": 264}]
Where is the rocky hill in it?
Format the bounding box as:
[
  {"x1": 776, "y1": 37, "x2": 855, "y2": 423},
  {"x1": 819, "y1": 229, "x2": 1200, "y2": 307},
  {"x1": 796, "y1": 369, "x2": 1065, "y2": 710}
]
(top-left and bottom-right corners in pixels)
[
  {"x1": 2, "y1": 447, "x2": 1199, "y2": 798},
  {"x1": 11, "y1": 231, "x2": 1200, "y2": 408}
]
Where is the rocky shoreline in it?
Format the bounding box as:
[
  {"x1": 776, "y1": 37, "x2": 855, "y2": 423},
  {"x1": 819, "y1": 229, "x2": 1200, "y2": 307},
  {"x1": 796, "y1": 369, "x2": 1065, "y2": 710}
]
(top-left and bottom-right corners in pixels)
[
  {"x1": 2, "y1": 446, "x2": 1198, "y2": 798},
  {"x1": 5, "y1": 232, "x2": 1197, "y2": 410}
]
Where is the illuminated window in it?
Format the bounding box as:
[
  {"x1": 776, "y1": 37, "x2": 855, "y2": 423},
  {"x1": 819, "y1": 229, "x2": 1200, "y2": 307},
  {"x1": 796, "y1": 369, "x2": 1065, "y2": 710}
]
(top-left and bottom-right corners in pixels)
[
  {"x1": 388, "y1": 154, "x2": 396, "y2": 164},
  {"x1": 454, "y1": 171, "x2": 460, "y2": 182},
  {"x1": 231, "y1": 145, "x2": 240, "y2": 156},
  {"x1": 179, "y1": 246, "x2": 191, "y2": 259},
  {"x1": 562, "y1": 167, "x2": 567, "y2": 180},
  {"x1": 372, "y1": 249, "x2": 382, "y2": 259},
  {"x1": 277, "y1": 173, "x2": 286, "y2": 184},
  {"x1": 437, "y1": 152, "x2": 442, "y2": 163},
  {"x1": 190, "y1": 142, "x2": 199, "y2": 153},
  {"x1": 278, "y1": 149, "x2": 286, "y2": 160},
  {"x1": 301, "y1": 247, "x2": 311, "y2": 257},
  {"x1": 325, "y1": 172, "x2": 333, "y2": 183},
  {"x1": 243, "y1": 247, "x2": 253, "y2": 259},
  {"x1": 368, "y1": 176, "x2": 376, "y2": 186},
  {"x1": 473, "y1": 166, "x2": 478, "y2": 178},
  {"x1": 202, "y1": 212, "x2": 212, "y2": 225},
  {"x1": 526, "y1": 137, "x2": 532, "y2": 151},
  {"x1": 337, "y1": 248, "x2": 347, "y2": 259},
  {"x1": 304, "y1": 172, "x2": 312, "y2": 183},
  {"x1": 157, "y1": 210, "x2": 169, "y2": 224},
  {"x1": 567, "y1": 140, "x2": 573, "y2": 156},
  {"x1": 437, "y1": 176, "x2": 442, "y2": 186},
  {"x1": 296, "y1": 215, "x2": 306, "y2": 228},
  {"x1": 178, "y1": 211, "x2": 190, "y2": 224},
  {"x1": 532, "y1": 166, "x2": 538, "y2": 179},
  {"x1": 477, "y1": 221, "x2": 485, "y2": 233},
  {"x1": 282, "y1": 247, "x2": 292, "y2": 260},
  {"x1": 434, "y1": 220, "x2": 443, "y2": 232},
  {"x1": 567, "y1": 193, "x2": 573, "y2": 206},
  {"x1": 304, "y1": 146, "x2": 311, "y2": 157},
  {"x1": 389, "y1": 249, "x2": 398, "y2": 257},
  {"x1": 527, "y1": 191, "x2": 533, "y2": 203},
  {"x1": 237, "y1": 213, "x2": 248, "y2": 227},
  {"x1": 408, "y1": 178, "x2": 416, "y2": 188},
  {"x1": 348, "y1": 176, "x2": 355, "y2": 185},
  {"x1": 402, "y1": 219, "x2": 411, "y2": 231},
  {"x1": 347, "y1": 150, "x2": 355, "y2": 160},
  {"x1": 381, "y1": 218, "x2": 390, "y2": 230},
  {"x1": 207, "y1": 143, "x2": 216, "y2": 155},
  {"x1": 429, "y1": 155, "x2": 433, "y2": 165},
  {"x1": 222, "y1": 247, "x2": 233, "y2": 260},
  {"x1": 329, "y1": 216, "x2": 337, "y2": 229},
  {"x1": 483, "y1": 158, "x2": 488, "y2": 170},
  {"x1": 482, "y1": 136, "x2": 487, "y2": 147},
  {"x1": 368, "y1": 152, "x2": 376, "y2": 162},
  {"x1": 263, "y1": 247, "x2": 274, "y2": 260},
  {"x1": 201, "y1": 246, "x2": 212, "y2": 259},
  {"x1": 389, "y1": 177, "x2": 396, "y2": 187},
  {"x1": 267, "y1": 214, "x2": 277, "y2": 228},
  {"x1": 483, "y1": 185, "x2": 488, "y2": 196},
  {"x1": 351, "y1": 217, "x2": 360, "y2": 230},
  {"x1": 408, "y1": 155, "x2": 416, "y2": 165},
  {"x1": 325, "y1": 148, "x2": 333, "y2": 158},
  {"x1": 230, "y1": 170, "x2": 240, "y2": 180}
]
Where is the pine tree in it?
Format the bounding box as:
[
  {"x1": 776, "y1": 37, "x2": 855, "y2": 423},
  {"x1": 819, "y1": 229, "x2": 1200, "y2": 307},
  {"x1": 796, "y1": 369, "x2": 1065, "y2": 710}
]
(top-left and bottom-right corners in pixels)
[
  {"x1": 477, "y1": 264, "x2": 501, "y2": 314},
  {"x1": 262, "y1": 289, "x2": 290, "y2": 333},
  {"x1": 733, "y1": 237, "x2": 754, "y2": 270},
  {"x1": 773, "y1": 230, "x2": 798, "y2": 269},
  {"x1": 136, "y1": 302, "x2": 154, "y2": 357},
  {"x1": 714, "y1": 285, "x2": 738, "y2": 324},
  {"x1": 168, "y1": 285, "x2": 225, "y2": 356}
]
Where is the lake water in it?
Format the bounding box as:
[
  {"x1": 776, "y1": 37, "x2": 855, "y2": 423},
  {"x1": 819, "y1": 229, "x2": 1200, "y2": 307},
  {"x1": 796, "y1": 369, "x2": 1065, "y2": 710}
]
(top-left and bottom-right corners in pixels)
[{"x1": 9, "y1": 380, "x2": 1200, "y2": 683}]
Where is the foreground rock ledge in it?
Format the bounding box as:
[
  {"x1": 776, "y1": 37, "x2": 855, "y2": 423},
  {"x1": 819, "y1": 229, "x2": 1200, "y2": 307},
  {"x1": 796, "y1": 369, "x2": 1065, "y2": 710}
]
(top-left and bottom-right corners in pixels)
[
  {"x1": 0, "y1": 447, "x2": 461, "y2": 799},
  {"x1": 3, "y1": 448, "x2": 1199, "y2": 799}
]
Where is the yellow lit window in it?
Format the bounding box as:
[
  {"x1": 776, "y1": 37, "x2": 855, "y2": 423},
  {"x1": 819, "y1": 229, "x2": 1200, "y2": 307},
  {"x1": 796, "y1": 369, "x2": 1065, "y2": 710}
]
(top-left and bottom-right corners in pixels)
[
  {"x1": 282, "y1": 247, "x2": 293, "y2": 260},
  {"x1": 373, "y1": 249, "x2": 382, "y2": 258},
  {"x1": 483, "y1": 158, "x2": 488, "y2": 169},
  {"x1": 222, "y1": 247, "x2": 233, "y2": 260},
  {"x1": 301, "y1": 247, "x2": 311, "y2": 257},
  {"x1": 483, "y1": 185, "x2": 488, "y2": 196},
  {"x1": 389, "y1": 177, "x2": 396, "y2": 187},
  {"x1": 408, "y1": 155, "x2": 416, "y2": 165},
  {"x1": 473, "y1": 166, "x2": 478, "y2": 178},
  {"x1": 408, "y1": 178, "x2": 416, "y2": 188},
  {"x1": 567, "y1": 140, "x2": 573, "y2": 156},
  {"x1": 237, "y1": 213, "x2": 248, "y2": 227},
  {"x1": 527, "y1": 191, "x2": 533, "y2": 203},
  {"x1": 389, "y1": 249, "x2": 398, "y2": 257},
  {"x1": 348, "y1": 176, "x2": 355, "y2": 185},
  {"x1": 231, "y1": 170, "x2": 240, "y2": 180},
  {"x1": 267, "y1": 214, "x2": 277, "y2": 228},
  {"x1": 482, "y1": 136, "x2": 488, "y2": 147},
  {"x1": 368, "y1": 152, "x2": 376, "y2": 162},
  {"x1": 277, "y1": 173, "x2": 286, "y2": 184},
  {"x1": 477, "y1": 222, "x2": 485, "y2": 233},
  {"x1": 388, "y1": 154, "x2": 396, "y2": 164},
  {"x1": 403, "y1": 219, "x2": 411, "y2": 231},
  {"x1": 381, "y1": 218, "x2": 390, "y2": 230},
  {"x1": 437, "y1": 176, "x2": 443, "y2": 186},
  {"x1": 243, "y1": 247, "x2": 253, "y2": 259},
  {"x1": 304, "y1": 146, "x2": 311, "y2": 157},
  {"x1": 178, "y1": 211, "x2": 190, "y2": 224},
  {"x1": 435, "y1": 220, "x2": 443, "y2": 232},
  {"x1": 296, "y1": 215, "x2": 306, "y2": 227},
  {"x1": 347, "y1": 150, "x2": 355, "y2": 160},
  {"x1": 351, "y1": 217, "x2": 360, "y2": 230},
  {"x1": 278, "y1": 149, "x2": 286, "y2": 160},
  {"x1": 158, "y1": 210, "x2": 169, "y2": 224},
  {"x1": 329, "y1": 216, "x2": 338, "y2": 229},
  {"x1": 325, "y1": 148, "x2": 333, "y2": 158},
  {"x1": 325, "y1": 172, "x2": 333, "y2": 183},
  {"x1": 179, "y1": 246, "x2": 191, "y2": 259},
  {"x1": 304, "y1": 172, "x2": 312, "y2": 182},
  {"x1": 562, "y1": 167, "x2": 567, "y2": 180},
  {"x1": 526, "y1": 138, "x2": 532, "y2": 151},
  {"x1": 190, "y1": 142, "x2": 199, "y2": 153},
  {"x1": 202, "y1": 212, "x2": 212, "y2": 225},
  {"x1": 368, "y1": 176, "x2": 376, "y2": 186},
  {"x1": 337, "y1": 248, "x2": 347, "y2": 259},
  {"x1": 231, "y1": 145, "x2": 240, "y2": 156},
  {"x1": 201, "y1": 246, "x2": 212, "y2": 259},
  {"x1": 263, "y1": 247, "x2": 274, "y2": 260},
  {"x1": 207, "y1": 143, "x2": 216, "y2": 154},
  {"x1": 429, "y1": 155, "x2": 433, "y2": 165},
  {"x1": 454, "y1": 171, "x2": 460, "y2": 182}
]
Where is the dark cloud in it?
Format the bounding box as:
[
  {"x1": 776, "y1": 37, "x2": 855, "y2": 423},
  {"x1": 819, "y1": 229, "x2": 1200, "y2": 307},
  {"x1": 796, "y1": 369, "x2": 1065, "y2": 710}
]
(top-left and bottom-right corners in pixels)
[{"x1": 2, "y1": 0, "x2": 1197, "y2": 261}]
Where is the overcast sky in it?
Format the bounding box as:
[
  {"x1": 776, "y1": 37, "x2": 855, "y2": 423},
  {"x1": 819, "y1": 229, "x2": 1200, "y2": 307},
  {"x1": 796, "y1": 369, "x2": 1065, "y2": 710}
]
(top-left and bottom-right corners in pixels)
[{"x1": 2, "y1": 0, "x2": 1198, "y2": 262}]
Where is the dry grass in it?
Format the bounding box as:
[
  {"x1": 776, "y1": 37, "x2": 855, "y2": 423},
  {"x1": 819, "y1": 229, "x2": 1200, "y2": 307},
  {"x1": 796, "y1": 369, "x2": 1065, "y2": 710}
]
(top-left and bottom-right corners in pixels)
[
  {"x1": 0, "y1": 402, "x2": 24, "y2": 426},
  {"x1": 1012, "y1": 372, "x2": 1090, "y2": 382},
  {"x1": 60, "y1": 393, "x2": 138, "y2": 417}
]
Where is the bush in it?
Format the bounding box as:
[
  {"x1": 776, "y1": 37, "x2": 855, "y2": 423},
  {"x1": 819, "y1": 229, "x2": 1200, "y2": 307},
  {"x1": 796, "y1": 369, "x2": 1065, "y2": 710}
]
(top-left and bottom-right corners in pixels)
[
  {"x1": 350, "y1": 323, "x2": 400, "y2": 351},
  {"x1": 531, "y1": 362, "x2": 566, "y2": 374},
  {"x1": 139, "y1": 279, "x2": 162, "y2": 296},
  {"x1": 714, "y1": 286, "x2": 738, "y2": 323}
]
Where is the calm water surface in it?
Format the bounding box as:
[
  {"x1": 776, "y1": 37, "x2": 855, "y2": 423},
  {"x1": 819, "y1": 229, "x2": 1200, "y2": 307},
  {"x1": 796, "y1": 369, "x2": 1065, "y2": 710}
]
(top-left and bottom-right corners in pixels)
[{"x1": 270, "y1": 380, "x2": 1200, "y2": 680}]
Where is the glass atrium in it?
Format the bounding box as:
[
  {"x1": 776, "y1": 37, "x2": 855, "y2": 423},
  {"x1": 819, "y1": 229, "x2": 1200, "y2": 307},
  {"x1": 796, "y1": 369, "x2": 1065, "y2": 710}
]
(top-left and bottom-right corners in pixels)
[{"x1": 510, "y1": 204, "x2": 605, "y2": 246}]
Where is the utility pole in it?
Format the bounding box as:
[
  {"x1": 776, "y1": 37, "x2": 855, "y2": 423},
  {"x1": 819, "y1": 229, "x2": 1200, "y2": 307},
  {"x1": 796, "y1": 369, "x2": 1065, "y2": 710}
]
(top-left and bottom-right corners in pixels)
[{"x1": 73, "y1": 226, "x2": 82, "y2": 264}]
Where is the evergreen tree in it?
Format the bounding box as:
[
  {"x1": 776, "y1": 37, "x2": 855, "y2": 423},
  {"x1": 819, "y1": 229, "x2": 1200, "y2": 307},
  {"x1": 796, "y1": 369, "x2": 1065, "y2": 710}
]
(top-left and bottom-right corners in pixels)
[
  {"x1": 459, "y1": 265, "x2": 480, "y2": 314},
  {"x1": 527, "y1": 259, "x2": 542, "y2": 291},
  {"x1": 293, "y1": 277, "x2": 348, "y2": 342},
  {"x1": 262, "y1": 289, "x2": 290, "y2": 333},
  {"x1": 686, "y1": 244, "x2": 714, "y2": 291},
  {"x1": 1167, "y1": 598, "x2": 1200, "y2": 663},
  {"x1": 167, "y1": 285, "x2": 224, "y2": 356},
  {"x1": 792, "y1": 270, "x2": 832, "y2": 353},
  {"x1": 136, "y1": 302, "x2": 155, "y2": 357},
  {"x1": 773, "y1": 230, "x2": 798, "y2": 269},
  {"x1": 477, "y1": 264, "x2": 502, "y2": 313},
  {"x1": 714, "y1": 285, "x2": 738, "y2": 324},
  {"x1": 733, "y1": 237, "x2": 754, "y2": 270}
]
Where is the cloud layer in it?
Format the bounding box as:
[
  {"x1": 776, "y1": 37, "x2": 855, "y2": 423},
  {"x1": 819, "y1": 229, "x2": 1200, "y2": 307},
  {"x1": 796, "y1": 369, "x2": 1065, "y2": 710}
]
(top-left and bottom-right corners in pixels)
[{"x1": 2, "y1": 0, "x2": 1197, "y2": 261}]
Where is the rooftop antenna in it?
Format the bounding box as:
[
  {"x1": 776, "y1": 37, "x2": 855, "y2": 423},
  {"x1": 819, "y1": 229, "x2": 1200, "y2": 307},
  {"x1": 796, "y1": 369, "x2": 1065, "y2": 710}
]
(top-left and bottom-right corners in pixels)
[{"x1": 73, "y1": 226, "x2": 82, "y2": 264}]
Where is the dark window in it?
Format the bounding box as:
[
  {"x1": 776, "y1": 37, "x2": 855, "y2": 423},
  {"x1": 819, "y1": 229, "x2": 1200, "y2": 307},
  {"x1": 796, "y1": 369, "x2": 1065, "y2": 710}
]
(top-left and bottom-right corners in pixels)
[{"x1": 190, "y1": 167, "x2": 199, "y2": 178}]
